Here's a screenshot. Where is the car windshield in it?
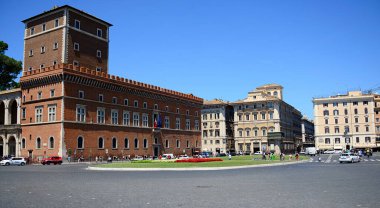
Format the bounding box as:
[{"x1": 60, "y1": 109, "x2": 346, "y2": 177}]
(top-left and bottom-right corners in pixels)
[{"x1": 341, "y1": 154, "x2": 349, "y2": 156}]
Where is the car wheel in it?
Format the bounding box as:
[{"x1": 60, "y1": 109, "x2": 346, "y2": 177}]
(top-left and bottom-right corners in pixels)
[
  {"x1": 5, "y1": 162, "x2": 10, "y2": 166},
  {"x1": 340, "y1": 161, "x2": 342, "y2": 163},
  {"x1": 58, "y1": 162, "x2": 62, "y2": 165},
  {"x1": 54, "y1": 163, "x2": 57, "y2": 165},
  {"x1": 20, "y1": 162, "x2": 25, "y2": 166},
  {"x1": 47, "y1": 162, "x2": 51, "y2": 165},
  {"x1": 351, "y1": 159, "x2": 354, "y2": 163}
]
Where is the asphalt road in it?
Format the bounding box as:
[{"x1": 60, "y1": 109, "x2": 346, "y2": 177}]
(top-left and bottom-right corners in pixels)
[{"x1": 1, "y1": 155, "x2": 380, "y2": 208}]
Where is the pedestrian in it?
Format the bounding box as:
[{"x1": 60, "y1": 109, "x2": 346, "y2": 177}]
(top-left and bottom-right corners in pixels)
[
  {"x1": 289, "y1": 154, "x2": 293, "y2": 161},
  {"x1": 228, "y1": 153, "x2": 232, "y2": 160},
  {"x1": 367, "y1": 149, "x2": 370, "y2": 159},
  {"x1": 262, "y1": 152, "x2": 266, "y2": 160},
  {"x1": 95, "y1": 156, "x2": 98, "y2": 163},
  {"x1": 296, "y1": 153, "x2": 299, "y2": 161},
  {"x1": 68, "y1": 156, "x2": 71, "y2": 163}
]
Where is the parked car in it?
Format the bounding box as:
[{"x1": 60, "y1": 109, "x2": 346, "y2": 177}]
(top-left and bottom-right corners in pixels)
[
  {"x1": 334, "y1": 150, "x2": 343, "y2": 154},
  {"x1": 132, "y1": 156, "x2": 144, "y2": 161},
  {"x1": 162, "y1": 154, "x2": 175, "y2": 160},
  {"x1": 339, "y1": 153, "x2": 360, "y2": 163},
  {"x1": 323, "y1": 150, "x2": 335, "y2": 154},
  {"x1": 178, "y1": 155, "x2": 190, "y2": 160},
  {"x1": 0, "y1": 157, "x2": 26, "y2": 166},
  {"x1": 41, "y1": 156, "x2": 63, "y2": 165},
  {"x1": 253, "y1": 151, "x2": 263, "y2": 155}
]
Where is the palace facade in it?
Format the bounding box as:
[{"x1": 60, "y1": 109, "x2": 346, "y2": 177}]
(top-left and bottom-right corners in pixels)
[{"x1": 19, "y1": 5, "x2": 202, "y2": 161}]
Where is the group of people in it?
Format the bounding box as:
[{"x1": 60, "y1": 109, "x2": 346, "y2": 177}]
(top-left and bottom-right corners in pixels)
[{"x1": 261, "y1": 152, "x2": 300, "y2": 161}]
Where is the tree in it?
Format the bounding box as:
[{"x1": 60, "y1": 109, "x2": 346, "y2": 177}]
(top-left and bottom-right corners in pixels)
[{"x1": 0, "y1": 41, "x2": 22, "y2": 91}]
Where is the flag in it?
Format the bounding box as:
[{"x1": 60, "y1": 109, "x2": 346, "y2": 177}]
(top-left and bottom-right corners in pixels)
[{"x1": 158, "y1": 114, "x2": 162, "y2": 128}]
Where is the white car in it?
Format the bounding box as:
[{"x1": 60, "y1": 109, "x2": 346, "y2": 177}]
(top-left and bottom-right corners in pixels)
[
  {"x1": 0, "y1": 157, "x2": 26, "y2": 166},
  {"x1": 178, "y1": 155, "x2": 190, "y2": 159},
  {"x1": 339, "y1": 153, "x2": 360, "y2": 163},
  {"x1": 253, "y1": 151, "x2": 263, "y2": 155},
  {"x1": 162, "y1": 154, "x2": 175, "y2": 160},
  {"x1": 334, "y1": 150, "x2": 342, "y2": 154},
  {"x1": 323, "y1": 150, "x2": 335, "y2": 154}
]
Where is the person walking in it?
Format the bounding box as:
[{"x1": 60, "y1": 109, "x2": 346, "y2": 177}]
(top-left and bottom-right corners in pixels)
[{"x1": 228, "y1": 153, "x2": 232, "y2": 160}]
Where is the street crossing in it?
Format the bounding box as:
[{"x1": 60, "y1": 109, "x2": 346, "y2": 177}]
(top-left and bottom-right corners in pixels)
[{"x1": 308, "y1": 155, "x2": 380, "y2": 164}]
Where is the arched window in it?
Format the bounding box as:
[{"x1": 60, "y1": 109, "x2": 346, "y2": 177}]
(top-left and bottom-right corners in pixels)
[
  {"x1": 134, "y1": 138, "x2": 138, "y2": 149},
  {"x1": 36, "y1": 137, "x2": 41, "y2": 149},
  {"x1": 77, "y1": 136, "x2": 84, "y2": 149},
  {"x1": 98, "y1": 137, "x2": 104, "y2": 149},
  {"x1": 22, "y1": 138, "x2": 26, "y2": 149},
  {"x1": 323, "y1": 110, "x2": 329, "y2": 116},
  {"x1": 49, "y1": 137, "x2": 54, "y2": 149},
  {"x1": 124, "y1": 138, "x2": 129, "y2": 149},
  {"x1": 333, "y1": 110, "x2": 339, "y2": 116},
  {"x1": 112, "y1": 137, "x2": 117, "y2": 149},
  {"x1": 143, "y1": 138, "x2": 148, "y2": 149},
  {"x1": 273, "y1": 91, "x2": 278, "y2": 97}
]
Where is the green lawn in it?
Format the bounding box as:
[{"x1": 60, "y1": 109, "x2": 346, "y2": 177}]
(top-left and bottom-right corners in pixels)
[{"x1": 94, "y1": 155, "x2": 309, "y2": 169}]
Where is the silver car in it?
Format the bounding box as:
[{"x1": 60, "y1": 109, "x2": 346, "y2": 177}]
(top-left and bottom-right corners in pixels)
[
  {"x1": 339, "y1": 153, "x2": 360, "y2": 163},
  {"x1": 0, "y1": 157, "x2": 26, "y2": 166}
]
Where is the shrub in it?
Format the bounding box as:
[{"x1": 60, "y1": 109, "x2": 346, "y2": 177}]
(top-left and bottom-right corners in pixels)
[{"x1": 175, "y1": 158, "x2": 223, "y2": 163}]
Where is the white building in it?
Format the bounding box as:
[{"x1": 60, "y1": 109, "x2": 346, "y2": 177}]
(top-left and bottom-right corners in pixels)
[
  {"x1": 201, "y1": 99, "x2": 234, "y2": 154},
  {"x1": 0, "y1": 88, "x2": 22, "y2": 157}
]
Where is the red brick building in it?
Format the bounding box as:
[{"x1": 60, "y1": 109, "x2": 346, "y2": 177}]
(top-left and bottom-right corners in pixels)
[{"x1": 20, "y1": 5, "x2": 202, "y2": 161}]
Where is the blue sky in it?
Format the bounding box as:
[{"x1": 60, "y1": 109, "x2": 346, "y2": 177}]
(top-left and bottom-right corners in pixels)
[{"x1": 1, "y1": 0, "x2": 379, "y2": 119}]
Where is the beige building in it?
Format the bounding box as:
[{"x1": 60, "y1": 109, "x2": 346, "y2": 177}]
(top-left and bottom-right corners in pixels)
[
  {"x1": 231, "y1": 84, "x2": 302, "y2": 154},
  {"x1": 313, "y1": 91, "x2": 379, "y2": 151},
  {"x1": 301, "y1": 117, "x2": 315, "y2": 149},
  {"x1": 373, "y1": 95, "x2": 380, "y2": 146},
  {"x1": 0, "y1": 88, "x2": 22, "y2": 157},
  {"x1": 201, "y1": 99, "x2": 234, "y2": 154}
]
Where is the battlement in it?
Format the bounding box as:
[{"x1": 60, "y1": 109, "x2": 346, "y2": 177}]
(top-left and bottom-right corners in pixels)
[{"x1": 21, "y1": 64, "x2": 203, "y2": 103}]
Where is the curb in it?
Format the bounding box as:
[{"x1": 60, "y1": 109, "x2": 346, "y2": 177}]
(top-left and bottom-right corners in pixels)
[{"x1": 86, "y1": 160, "x2": 308, "y2": 172}]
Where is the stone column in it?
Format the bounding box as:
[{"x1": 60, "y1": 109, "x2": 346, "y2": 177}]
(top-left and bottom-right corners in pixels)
[
  {"x1": 4, "y1": 138, "x2": 8, "y2": 156},
  {"x1": 3, "y1": 100, "x2": 10, "y2": 125},
  {"x1": 16, "y1": 98, "x2": 21, "y2": 124}
]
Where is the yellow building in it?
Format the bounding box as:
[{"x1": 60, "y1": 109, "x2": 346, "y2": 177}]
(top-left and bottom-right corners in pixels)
[
  {"x1": 231, "y1": 84, "x2": 302, "y2": 154},
  {"x1": 313, "y1": 91, "x2": 379, "y2": 151}
]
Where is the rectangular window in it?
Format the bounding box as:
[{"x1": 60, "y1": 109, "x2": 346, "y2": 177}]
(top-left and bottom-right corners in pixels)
[
  {"x1": 176, "y1": 108, "x2": 180, "y2": 114},
  {"x1": 29, "y1": 49, "x2": 33, "y2": 57},
  {"x1": 96, "y1": 67, "x2": 102, "y2": 72},
  {"x1": 22, "y1": 108, "x2": 26, "y2": 119},
  {"x1": 365, "y1": 137, "x2": 371, "y2": 143},
  {"x1": 97, "y1": 50, "x2": 102, "y2": 58},
  {"x1": 97, "y1": 108, "x2": 105, "y2": 124},
  {"x1": 41, "y1": 46, "x2": 45, "y2": 53},
  {"x1": 269, "y1": 112, "x2": 273, "y2": 120},
  {"x1": 343, "y1": 102, "x2": 347, "y2": 106},
  {"x1": 186, "y1": 110, "x2": 190, "y2": 116},
  {"x1": 97, "y1": 28, "x2": 102, "y2": 37},
  {"x1": 99, "y1": 94, "x2": 103, "y2": 102},
  {"x1": 335, "y1": 127, "x2": 339, "y2": 133},
  {"x1": 195, "y1": 120, "x2": 199, "y2": 131},
  {"x1": 42, "y1": 23, "x2": 46, "y2": 31},
  {"x1": 40, "y1": 64, "x2": 44, "y2": 69},
  {"x1": 134, "y1": 100, "x2": 138, "y2": 108},
  {"x1": 323, "y1": 103, "x2": 328, "y2": 107},
  {"x1": 35, "y1": 107, "x2": 43, "y2": 123},
  {"x1": 353, "y1": 102, "x2": 358, "y2": 106},
  {"x1": 345, "y1": 118, "x2": 348, "y2": 123},
  {"x1": 254, "y1": 114, "x2": 257, "y2": 120},
  {"x1": 333, "y1": 103, "x2": 338, "y2": 107},
  {"x1": 53, "y1": 60, "x2": 57, "y2": 65},
  {"x1": 246, "y1": 114, "x2": 249, "y2": 121},
  {"x1": 76, "y1": 105, "x2": 86, "y2": 122},
  {"x1": 176, "y1": 118, "x2": 180, "y2": 129},
  {"x1": 366, "y1": 126, "x2": 369, "y2": 132},
  {"x1": 124, "y1": 99, "x2": 128, "y2": 106},
  {"x1": 53, "y1": 42, "x2": 58, "y2": 50},
  {"x1": 123, "y1": 111, "x2": 130, "y2": 126},
  {"x1": 365, "y1": 117, "x2": 369, "y2": 123},
  {"x1": 133, "y1": 113, "x2": 139, "y2": 127},
  {"x1": 261, "y1": 113, "x2": 266, "y2": 120},
  {"x1": 48, "y1": 105, "x2": 56, "y2": 122},
  {"x1": 112, "y1": 97, "x2": 117, "y2": 104},
  {"x1": 164, "y1": 116, "x2": 170, "y2": 128},
  {"x1": 78, "y1": 90, "x2": 84, "y2": 99},
  {"x1": 143, "y1": 102, "x2": 147, "y2": 109},
  {"x1": 364, "y1": 101, "x2": 368, "y2": 105},
  {"x1": 186, "y1": 119, "x2": 190, "y2": 130},
  {"x1": 356, "y1": 137, "x2": 360, "y2": 143},
  {"x1": 74, "y1": 43, "x2": 80, "y2": 51},
  {"x1": 30, "y1": 27, "x2": 35, "y2": 35},
  {"x1": 356, "y1": 126, "x2": 359, "y2": 132},
  {"x1": 335, "y1": 138, "x2": 340, "y2": 144},
  {"x1": 50, "y1": 89, "x2": 55, "y2": 97},
  {"x1": 73, "y1": 60, "x2": 79, "y2": 66},
  {"x1": 111, "y1": 110, "x2": 118, "y2": 124},
  {"x1": 325, "y1": 119, "x2": 328, "y2": 124},
  {"x1": 74, "y1": 19, "x2": 80, "y2": 29},
  {"x1": 55, "y1": 19, "x2": 59, "y2": 27},
  {"x1": 355, "y1": 117, "x2": 359, "y2": 123},
  {"x1": 37, "y1": 91, "x2": 42, "y2": 100},
  {"x1": 142, "y1": 114, "x2": 148, "y2": 127}
]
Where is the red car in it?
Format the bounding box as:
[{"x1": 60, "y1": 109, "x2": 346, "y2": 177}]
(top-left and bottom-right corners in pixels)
[{"x1": 41, "y1": 156, "x2": 63, "y2": 165}]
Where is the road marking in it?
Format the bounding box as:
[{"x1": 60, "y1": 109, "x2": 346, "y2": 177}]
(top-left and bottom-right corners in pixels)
[
  {"x1": 364, "y1": 159, "x2": 369, "y2": 162},
  {"x1": 325, "y1": 154, "x2": 333, "y2": 163},
  {"x1": 370, "y1": 159, "x2": 375, "y2": 162},
  {"x1": 333, "y1": 160, "x2": 337, "y2": 163},
  {"x1": 377, "y1": 159, "x2": 380, "y2": 162}
]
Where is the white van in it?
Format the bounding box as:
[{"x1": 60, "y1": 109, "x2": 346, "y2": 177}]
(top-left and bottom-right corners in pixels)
[{"x1": 305, "y1": 147, "x2": 317, "y2": 156}]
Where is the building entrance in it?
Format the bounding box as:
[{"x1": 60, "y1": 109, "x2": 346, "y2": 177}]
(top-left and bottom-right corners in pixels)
[
  {"x1": 8, "y1": 137, "x2": 16, "y2": 156},
  {"x1": 154, "y1": 146, "x2": 159, "y2": 157}
]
